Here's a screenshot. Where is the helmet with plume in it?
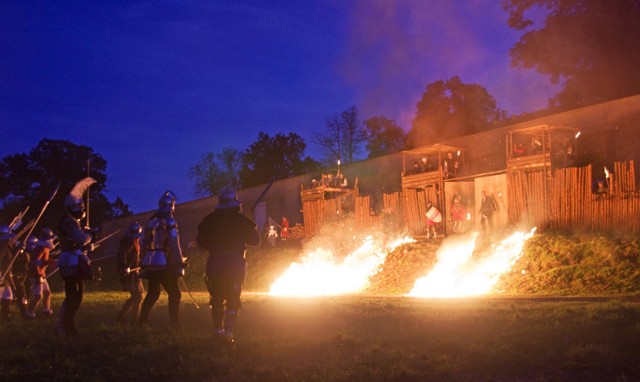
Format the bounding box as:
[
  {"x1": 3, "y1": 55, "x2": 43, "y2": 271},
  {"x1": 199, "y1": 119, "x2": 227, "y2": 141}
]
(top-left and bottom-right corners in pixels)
[{"x1": 65, "y1": 177, "x2": 96, "y2": 220}]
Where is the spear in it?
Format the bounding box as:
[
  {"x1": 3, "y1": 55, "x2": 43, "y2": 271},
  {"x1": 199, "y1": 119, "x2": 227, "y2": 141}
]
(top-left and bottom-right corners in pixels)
[
  {"x1": 89, "y1": 228, "x2": 122, "y2": 252},
  {"x1": 8, "y1": 206, "x2": 29, "y2": 232},
  {"x1": 11, "y1": 219, "x2": 36, "y2": 244},
  {"x1": 180, "y1": 277, "x2": 201, "y2": 309},
  {"x1": 85, "y1": 156, "x2": 91, "y2": 228},
  {"x1": 1, "y1": 182, "x2": 61, "y2": 283}
]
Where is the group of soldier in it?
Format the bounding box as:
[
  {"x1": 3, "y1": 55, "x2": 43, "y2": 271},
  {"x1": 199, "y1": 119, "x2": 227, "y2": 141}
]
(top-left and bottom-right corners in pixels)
[
  {"x1": 0, "y1": 181, "x2": 260, "y2": 344},
  {"x1": 0, "y1": 225, "x2": 56, "y2": 321}
]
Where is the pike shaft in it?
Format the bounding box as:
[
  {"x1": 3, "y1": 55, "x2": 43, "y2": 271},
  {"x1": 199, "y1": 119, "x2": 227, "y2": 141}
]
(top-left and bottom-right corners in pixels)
[{"x1": 180, "y1": 278, "x2": 200, "y2": 309}]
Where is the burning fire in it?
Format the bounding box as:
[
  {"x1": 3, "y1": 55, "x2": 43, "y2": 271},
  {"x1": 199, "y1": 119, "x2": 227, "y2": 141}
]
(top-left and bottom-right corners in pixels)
[
  {"x1": 269, "y1": 235, "x2": 415, "y2": 296},
  {"x1": 407, "y1": 228, "x2": 536, "y2": 298}
]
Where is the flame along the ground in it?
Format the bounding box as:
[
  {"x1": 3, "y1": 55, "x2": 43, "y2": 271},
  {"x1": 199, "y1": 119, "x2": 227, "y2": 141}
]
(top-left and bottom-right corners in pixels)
[
  {"x1": 269, "y1": 228, "x2": 536, "y2": 298},
  {"x1": 407, "y1": 228, "x2": 537, "y2": 298},
  {"x1": 269, "y1": 235, "x2": 416, "y2": 296}
]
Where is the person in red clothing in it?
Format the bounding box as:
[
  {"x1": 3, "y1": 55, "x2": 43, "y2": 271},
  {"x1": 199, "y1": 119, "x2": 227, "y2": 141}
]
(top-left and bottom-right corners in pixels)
[
  {"x1": 425, "y1": 201, "x2": 441, "y2": 239},
  {"x1": 115, "y1": 222, "x2": 144, "y2": 326},
  {"x1": 450, "y1": 195, "x2": 468, "y2": 234},
  {"x1": 26, "y1": 228, "x2": 57, "y2": 319},
  {"x1": 280, "y1": 216, "x2": 290, "y2": 241}
]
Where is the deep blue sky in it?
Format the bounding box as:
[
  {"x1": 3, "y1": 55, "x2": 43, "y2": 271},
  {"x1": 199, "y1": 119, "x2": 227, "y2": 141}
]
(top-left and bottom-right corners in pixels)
[{"x1": 1, "y1": 0, "x2": 557, "y2": 213}]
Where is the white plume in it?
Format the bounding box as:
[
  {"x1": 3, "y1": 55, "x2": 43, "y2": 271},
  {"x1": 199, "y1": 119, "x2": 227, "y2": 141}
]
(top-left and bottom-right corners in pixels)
[{"x1": 70, "y1": 177, "x2": 96, "y2": 199}]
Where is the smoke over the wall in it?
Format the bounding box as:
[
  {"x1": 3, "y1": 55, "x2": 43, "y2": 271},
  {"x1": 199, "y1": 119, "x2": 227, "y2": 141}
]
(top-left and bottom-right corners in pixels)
[{"x1": 336, "y1": 0, "x2": 558, "y2": 130}]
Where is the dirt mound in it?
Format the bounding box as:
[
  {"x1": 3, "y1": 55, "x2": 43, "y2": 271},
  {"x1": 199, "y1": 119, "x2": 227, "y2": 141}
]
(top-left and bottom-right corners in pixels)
[
  {"x1": 365, "y1": 240, "x2": 439, "y2": 295},
  {"x1": 245, "y1": 231, "x2": 640, "y2": 296}
]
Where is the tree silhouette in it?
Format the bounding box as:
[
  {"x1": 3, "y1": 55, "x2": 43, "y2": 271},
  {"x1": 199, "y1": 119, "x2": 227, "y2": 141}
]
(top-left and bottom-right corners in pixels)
[
  {"x1": 189, "y1": 147, "x2": 242, "y2": 197},
  {"x1": 504, "y1": 0, "x2": 640, "y2": 108},
  {"x1": 408, "y1": 76, "x2": 502, "y2": 148},
  {"x1": 0, "y1": 139, "x2": 131, "y2": 229},
  {"x1": 363, "y1": 116, "x2": 406, "y2": 158},
  {"x1": 240, "y1": 132, "x2": 319, "y2": 188},
  {"x1": 314, "y1": 105, "x2": 367, "y2": 165}
]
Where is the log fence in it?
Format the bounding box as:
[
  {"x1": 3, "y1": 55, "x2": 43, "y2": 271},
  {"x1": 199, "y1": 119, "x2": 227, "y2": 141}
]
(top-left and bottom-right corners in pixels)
[{"x1": 302, "y1": 160, "x2": 640, "y2": 237}]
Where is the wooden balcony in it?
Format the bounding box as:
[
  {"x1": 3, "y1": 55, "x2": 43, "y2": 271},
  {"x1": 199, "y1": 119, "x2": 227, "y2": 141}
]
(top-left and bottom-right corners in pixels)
[
  {"x1": 507, "y1": 153, "x2": 551, "y2": 172},
  {"x1": 301, "y1": 186, "x2": 358, "y2": 203},
  {"x1": 401, "y1": 170, "x2": 442, "y2": 190}
]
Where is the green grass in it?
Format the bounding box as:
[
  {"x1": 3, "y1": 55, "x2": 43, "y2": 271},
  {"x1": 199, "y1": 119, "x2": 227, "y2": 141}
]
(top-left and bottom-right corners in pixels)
[
  {"x1": 8, "y1": 231, "x2": 640, "y2": 381},
  {"x1": 497, "y1": 230, "x2": 640, "y2": 296},
  {"x1": 2, "y1": 293, "x2": 640, "y2": 381}
]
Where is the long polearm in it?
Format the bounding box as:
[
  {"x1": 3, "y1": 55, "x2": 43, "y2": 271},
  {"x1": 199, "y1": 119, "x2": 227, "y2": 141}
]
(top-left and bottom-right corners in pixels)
[
  {"x1": 85, "y1": 157, "x2": 91, "y2": 228},
  {"x1": 180, "y1": 277, "x2": 201, "y2": 309},
  {"x1": 10, "y1": 219, "x2": 36, "y2": 244},
  {"x1": 8, "y1": 206, "x2": 29, "y2": 232},
  {"x1": 1, "y1": 182, "x2": 61, "y2": 282}
]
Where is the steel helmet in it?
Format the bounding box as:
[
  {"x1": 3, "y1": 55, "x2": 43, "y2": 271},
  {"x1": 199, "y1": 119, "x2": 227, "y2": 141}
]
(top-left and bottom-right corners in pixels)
[
  {"x1": 216, "y1": 187, "x2": 241, "y2": 209},
  {"x1": 37, "y1": 227, "x2": 57, "y2": 249},
  {"x1": 127, "y1": 221, "x2": 144, "y2": 238},
  {"x1": 65, "y1": 194, "x2": 85, "y2": 219},
  {"x1": 26, "y1": 235, "x2": 38, "y2": 251},
  {"x1": 158, "y1": 191, "x2": 177, "y2": 212},
  {"x1": 0, "y1": 224, "x2": 13, "y2": 240}
]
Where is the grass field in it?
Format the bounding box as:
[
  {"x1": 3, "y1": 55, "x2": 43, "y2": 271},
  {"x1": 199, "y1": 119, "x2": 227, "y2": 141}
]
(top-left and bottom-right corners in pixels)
[
  {"x1": 4, "y1": 230, "x2": 640, "y2": 381},
  {"x1": 2, "y1": 292, "x2": 640, "y2": 381}
]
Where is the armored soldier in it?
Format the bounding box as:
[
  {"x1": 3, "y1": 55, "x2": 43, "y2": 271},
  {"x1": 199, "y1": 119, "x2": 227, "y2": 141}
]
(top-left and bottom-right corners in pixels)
[
  {"x1": 139, "y1": 191, "x2": 186, "y2": 330},
  {"x1": 56, "y1": 180, "x2": 95, "y2": 337},
  {"x1": 26, "y1": 228, "x2": 57, "y2": 319},
  {"x1": 115, "y1": 222, "x2": 144, "y2": 326},
  {"x1": 13, "y1": 235, "x2": 37, "y2": 318},
  {"x1": 0, "y1": 224, "x2": 18, "y2": 320},
  {"x1": 197, "y1": 187, "x2": 260, "y2": 344}
]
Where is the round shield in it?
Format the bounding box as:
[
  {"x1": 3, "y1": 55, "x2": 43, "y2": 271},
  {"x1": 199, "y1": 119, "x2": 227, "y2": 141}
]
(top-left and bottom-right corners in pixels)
[{"x1": 426, "y1": 206, "x2": 442, "y2": 223}]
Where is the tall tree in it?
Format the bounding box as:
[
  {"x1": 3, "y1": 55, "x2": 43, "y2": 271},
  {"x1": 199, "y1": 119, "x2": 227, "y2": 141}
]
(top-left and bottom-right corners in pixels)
[
  {"x1": 240, "y1": 132, "x2": 320, "y2": 188},
  {"x1": 0, "y1": 139, "x2": 131, "y2": 229},
  {"x1": 407, "y1": 76, "x2": 503, "y2": 148},
  {"x1": 189, "y1": 147, "x2": 242, "y2": 197},
  {"x1": 314, "y1": 105, "x2": 367, "y2": 165},
  {"x1": 363, "y1": 117, "x2": 406, "y2": 158},
  {"x1": 504, "y1": 0, "x2": 640, "y2": 108},
  {"x1": 109, "y1": 196, "x2": 134, "y2": 219}
]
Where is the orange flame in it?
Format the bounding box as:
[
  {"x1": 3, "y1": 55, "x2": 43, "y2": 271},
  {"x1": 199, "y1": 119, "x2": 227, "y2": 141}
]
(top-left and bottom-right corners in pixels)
[
  {"x1": 269, "y1": 235, "x2": 415, "y2": 296},
  {"x1": 407, "y1": 228, "x2": 536, "y2": 298}
]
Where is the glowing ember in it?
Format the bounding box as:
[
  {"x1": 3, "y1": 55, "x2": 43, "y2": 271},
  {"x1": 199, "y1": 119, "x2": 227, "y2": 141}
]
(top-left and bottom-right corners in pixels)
[
  {"x1": 407, "y1": 228, "x2": 536, "y2": 298},
  {"x1": 269, "y1": 235, "x2": 415, "y2": 296}
]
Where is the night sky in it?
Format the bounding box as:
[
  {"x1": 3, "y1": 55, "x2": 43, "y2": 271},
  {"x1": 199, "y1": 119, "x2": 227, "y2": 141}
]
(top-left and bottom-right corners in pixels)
[{"x1": 1, "y1": 0, "x2": 558, "y2": 213}]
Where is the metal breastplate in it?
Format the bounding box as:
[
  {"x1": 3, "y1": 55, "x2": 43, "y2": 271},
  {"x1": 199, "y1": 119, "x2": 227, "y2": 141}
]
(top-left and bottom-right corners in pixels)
[{"x1": 142, "y1": 217, "x2": 169, "y2": 269}]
